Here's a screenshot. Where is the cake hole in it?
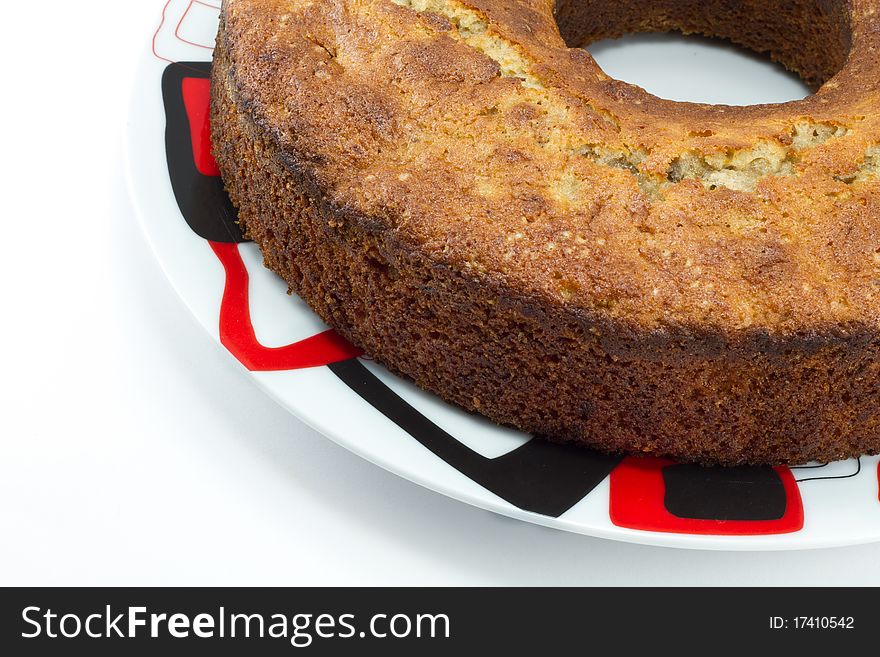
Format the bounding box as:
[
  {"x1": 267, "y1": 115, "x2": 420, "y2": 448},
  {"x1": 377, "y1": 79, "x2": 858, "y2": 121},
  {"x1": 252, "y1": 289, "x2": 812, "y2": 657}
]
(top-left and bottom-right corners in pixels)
[
  {"x1": 554, "y1": 0, "x2": 852, "y2": 102},
  {"x1": 587, "y1": 33, "x2": 809, "y2": 105}
]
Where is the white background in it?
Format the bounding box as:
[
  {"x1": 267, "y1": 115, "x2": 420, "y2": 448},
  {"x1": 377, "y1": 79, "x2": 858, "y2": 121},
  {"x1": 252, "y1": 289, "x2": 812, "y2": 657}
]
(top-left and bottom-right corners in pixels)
[{"x1": 2, "y1": 0, "x2": 880, "y2": 585}]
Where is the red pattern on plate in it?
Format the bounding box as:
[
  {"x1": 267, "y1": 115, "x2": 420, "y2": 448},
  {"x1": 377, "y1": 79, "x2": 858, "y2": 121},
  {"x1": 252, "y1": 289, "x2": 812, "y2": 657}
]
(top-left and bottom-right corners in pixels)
[
  {"x1": 181, "y1": 77, "x2": 220, "y2": 176},
  {"x1": 175, "y1": 1, "x2": 221, "y2": 50},
  {"x1": 153, "y1": 0, "x2": 221, "y2": 64},
  {"x1": 209, "y1": 242, "x2": 363, "y2": 371},
  {"x1": 609, "y1": 456, "x2": 804, "y2": 535}
]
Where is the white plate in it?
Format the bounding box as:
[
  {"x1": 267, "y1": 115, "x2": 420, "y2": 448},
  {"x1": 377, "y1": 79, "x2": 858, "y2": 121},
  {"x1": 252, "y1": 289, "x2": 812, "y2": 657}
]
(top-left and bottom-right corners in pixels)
[{"x1": 126, "y1": 0, "x2": 880, "y2": 550}]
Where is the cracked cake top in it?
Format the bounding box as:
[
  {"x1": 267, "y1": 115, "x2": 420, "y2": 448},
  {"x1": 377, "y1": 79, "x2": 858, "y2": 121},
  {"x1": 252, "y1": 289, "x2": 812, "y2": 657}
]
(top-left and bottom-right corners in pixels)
[{"x1": 218, "y1": 0, "x2": 880, "y2": 339}]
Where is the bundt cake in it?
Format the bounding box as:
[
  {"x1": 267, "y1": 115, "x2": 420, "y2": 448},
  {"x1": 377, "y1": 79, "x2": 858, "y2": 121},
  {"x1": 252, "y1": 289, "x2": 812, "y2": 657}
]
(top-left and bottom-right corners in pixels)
[{"x1": 210, "y1": 0, "x2": 880, "y2": 465}]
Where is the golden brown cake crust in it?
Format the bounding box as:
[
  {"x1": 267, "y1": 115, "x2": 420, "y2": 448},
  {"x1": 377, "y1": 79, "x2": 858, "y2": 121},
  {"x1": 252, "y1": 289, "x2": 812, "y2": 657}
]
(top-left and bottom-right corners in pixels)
[{"x1": 211, "y1": 0, "x2": 880, "y2": 464}]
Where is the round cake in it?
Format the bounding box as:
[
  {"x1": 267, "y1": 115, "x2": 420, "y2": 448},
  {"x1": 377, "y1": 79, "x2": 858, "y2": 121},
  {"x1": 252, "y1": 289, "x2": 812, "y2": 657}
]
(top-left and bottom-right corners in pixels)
[{"x1": 211, "y1": 0, "x2": 880, "y2": 465}]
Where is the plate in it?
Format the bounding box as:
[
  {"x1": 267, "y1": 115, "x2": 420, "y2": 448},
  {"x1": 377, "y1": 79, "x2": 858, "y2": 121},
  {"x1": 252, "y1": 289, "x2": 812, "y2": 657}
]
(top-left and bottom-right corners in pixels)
[{"x1": 126, "y1": 0, "x2": 880, "y2": 550}]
